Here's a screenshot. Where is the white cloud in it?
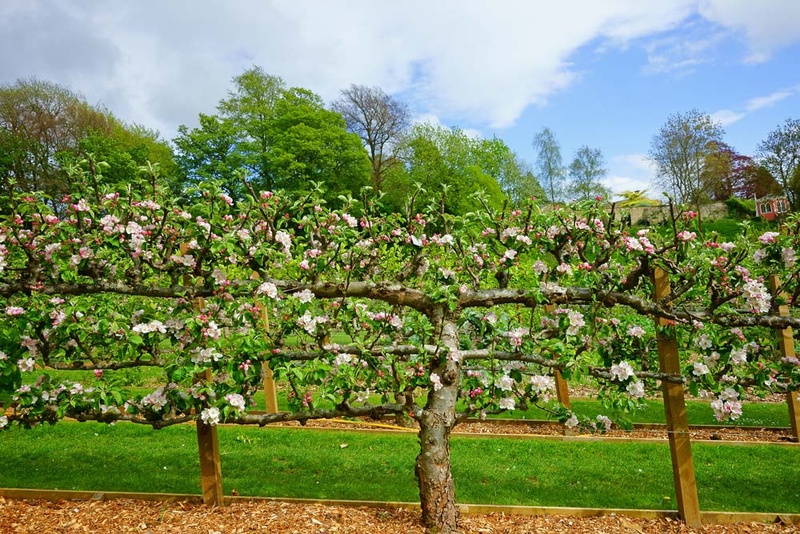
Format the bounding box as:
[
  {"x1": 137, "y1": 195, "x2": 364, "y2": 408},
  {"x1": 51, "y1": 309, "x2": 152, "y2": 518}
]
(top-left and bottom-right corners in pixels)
[
  {"x1": 711, "y1": 109, "x2": 747, "y2": 127},
  {"x1": 1, "y1": 0, "x2": 800, "y2": 140},
  {"x1": 605, "y1": 154, "x2": 663, "y2": 197},
  {"x1": 712, "y1": 86, "x2": 799, "y2": 126},
  {"x1": 699, "y1": 0, "x2": 800, "y2": 63},
  {"x1": 745, "y1": 89, "x2": 796, "y2": 112}
]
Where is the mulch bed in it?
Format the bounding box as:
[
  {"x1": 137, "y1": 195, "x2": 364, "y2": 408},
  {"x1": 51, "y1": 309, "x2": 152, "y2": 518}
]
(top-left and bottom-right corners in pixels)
[
  {"x1": 1, "y1": 498, "x2": 798, "y2": 533},
  {"x1": 272, "y1": 418, "x2": 796, "y2": 443}
]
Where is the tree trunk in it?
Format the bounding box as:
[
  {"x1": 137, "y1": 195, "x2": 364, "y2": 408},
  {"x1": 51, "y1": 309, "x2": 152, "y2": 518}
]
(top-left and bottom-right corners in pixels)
[{"x1": 415, "y1": 315, "x2": 461, "y2": 532}]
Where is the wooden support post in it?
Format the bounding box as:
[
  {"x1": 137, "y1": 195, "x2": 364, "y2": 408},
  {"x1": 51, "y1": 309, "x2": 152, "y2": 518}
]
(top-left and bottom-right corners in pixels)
[
  {"x1": 553, "y1": 370, "x2": 571, "y2": 409},
  {"x1": 653, "y1": 267, "x2": 701, "y2": 527},
  {"x1": 181, "y1": 243, "x2": 224, "y2": 505},
  {"x1": 769, "y1": 274, "x2": 800, "y2": 442},
  {"x1": 545, "y1": 305, "x2": 571, "y2": 409},
  {"x1": 256, "y1": 302, "x2": 279, "y2": 414},
  {"x1": 196, "y1": 370, "x2": 224, "y2": 506}
]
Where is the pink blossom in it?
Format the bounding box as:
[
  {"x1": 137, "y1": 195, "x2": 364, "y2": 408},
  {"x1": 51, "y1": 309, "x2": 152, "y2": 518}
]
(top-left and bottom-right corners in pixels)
[
  {"x1": 627, "y1": 324, "x2": 646, "y2": 338},
  {"x1": 677, "y1": 231, "x2": 696, "y2": 242},
  {"x1": 758, "y1": 231, "x2": 780, "y2": 244}
]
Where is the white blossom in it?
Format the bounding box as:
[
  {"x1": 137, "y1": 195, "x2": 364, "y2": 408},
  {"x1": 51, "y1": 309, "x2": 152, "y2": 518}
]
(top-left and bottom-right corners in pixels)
[
  {"x1": 201, "y1": 407, "x2": 220, "y2": 426},
  {"x1": 498, "y1": 397, "x2": 516, "y2": 410},
  {"x1": 610, "y1": 361, "x2": 634, "y2": 382},
  {"x1": 626, "y1": 380, "x2": 645, "y2": 398},
  {"x1": 256, "y1": 282, "x2": 279, "y2": 299},
  {"x1": 17, "y1": 358, "x2": 35, "y2": 372},
  {"x1": 225, "y1": 393, "x2": 246, "y2": 412},
  {"x1": 295, "y1": 289, "x2": 315, "y2": 303},
  {"x1": 497, "y1": 374, "x2": 515, "y2": 392},
  {"x1": 565, "y1": 414, "x2": 579, "y2": 429}
]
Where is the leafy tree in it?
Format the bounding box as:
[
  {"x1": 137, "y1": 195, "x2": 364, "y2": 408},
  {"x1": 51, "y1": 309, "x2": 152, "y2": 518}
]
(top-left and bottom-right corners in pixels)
[
  {"x1": 217, "y1": 67, "x2": 285, "y2": 190},
  {"x1": 567, "y1": 145, "x2": 610, "y2": 201},
  {"x1": 265, "y1": 88, "x2": 370, "y2": 200},
  {"x1": 331, "y1": 84, "x2": 410, "y2": 192},
  {"x1": 174, "y1": 114, "x2": 245, "y2": 199},
  {"x1": 482, "y1": 138, "x2": 545, "y2": 207},
  {"x1": 702, "y1": 142, "x2": 781, "y2": 201},
  {"x1": 532, "y1": 127, "x2": 565, "y2": 202},
  {"x1": 388, "y1": 123, "x2": 508, "y2": 215},
  {"x1": 0, "y1": 78, "x2": 113, "y2": 204},
  {"x1": 0, "y1": 78, "x2": 176, "y2": 211},
  {"x1": 757, "y1": 118, "x2": 800, "y2": 209},
  {"x1": 649, "y1": 110, "x2": 724, "y2": 207},
  {"x1": 175, "y1": 68, "x2": 369, "y2": 203}
]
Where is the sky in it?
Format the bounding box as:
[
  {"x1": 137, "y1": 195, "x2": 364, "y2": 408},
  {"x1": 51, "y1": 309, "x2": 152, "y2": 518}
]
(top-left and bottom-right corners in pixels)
[{"x1": 2, "y1": 0, "x2": 800, "y2": 199}]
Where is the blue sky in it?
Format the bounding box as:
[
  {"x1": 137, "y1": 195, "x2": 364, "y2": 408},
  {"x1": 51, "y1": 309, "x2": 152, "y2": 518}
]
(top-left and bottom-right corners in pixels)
[{"x1": 2, "y1": 1, "x2": 799, "y2": 199}]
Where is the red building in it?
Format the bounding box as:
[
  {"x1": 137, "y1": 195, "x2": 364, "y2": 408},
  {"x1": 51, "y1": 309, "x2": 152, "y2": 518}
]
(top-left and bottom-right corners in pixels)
[{"x1": 755, "y1": 196, "x2": 790, "y2": 220}]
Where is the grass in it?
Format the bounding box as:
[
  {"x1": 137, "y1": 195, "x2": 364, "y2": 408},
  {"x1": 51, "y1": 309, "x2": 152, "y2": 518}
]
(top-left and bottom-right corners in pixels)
[{"x1": 1, "y1": 421, "x2": 798, "y2": 513}]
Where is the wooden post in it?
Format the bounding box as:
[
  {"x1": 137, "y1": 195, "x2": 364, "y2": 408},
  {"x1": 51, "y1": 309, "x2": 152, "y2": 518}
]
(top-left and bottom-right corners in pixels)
[
  {"x1": 553, "y1": 370, "x2": 571, "y2": 409},
  {"x1": 181, "y1": 243, "x2": 224, "y2": 505},
  {"x1": 652, "y1": 267, "x2": 701, "y2": 527},
  {"x1": 256, "y1": 301, "x2": 279, "y2": 414},
  {"x1": 769, "y1": 274, "x2": 800, "y2": 442},
  {"x1": 196, "y1": 370, "x2": 224, "y2": 506},
  {"x1": 545, "y1": 305, "x2": 571, "y2": 409}
]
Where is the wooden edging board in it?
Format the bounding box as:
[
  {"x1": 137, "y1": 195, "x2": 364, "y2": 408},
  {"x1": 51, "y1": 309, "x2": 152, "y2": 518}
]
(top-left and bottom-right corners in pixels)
[{"x1": 1, "y1": 488, "x2": 797, "y2": 526}]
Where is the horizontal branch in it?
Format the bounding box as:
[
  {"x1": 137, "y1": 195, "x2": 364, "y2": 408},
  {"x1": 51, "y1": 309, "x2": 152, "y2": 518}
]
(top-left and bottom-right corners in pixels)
[
  {"x1": 9, "y1": 402, "x2": 408, "y2": 430},
  {"x1": 44, "y1": 360, "x2": 164, "y2": 371}
]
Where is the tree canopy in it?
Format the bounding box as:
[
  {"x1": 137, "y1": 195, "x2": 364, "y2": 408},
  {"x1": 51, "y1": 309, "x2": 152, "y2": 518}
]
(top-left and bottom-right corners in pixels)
[
  {"x1": 567, "y1": 145, "x2": 610, "y2": 201},
  {"x1": 649, "y1": 110, "x2": 724, "y2": 206},
  {"x1": 532, "y1": 127, "x2": 565, "y2": 203},
  {"x1": 0, "y1": 78, "x2": 175, "y2": 211},
  {"x1": 757, "y1": 118, "x2": 800, "y2": 208},
  {"x1": 331, "y1": 84, "x2": 410, "y2": 193},
  {"x1": 174, "y1": 67, "x2": 370, "y2": 204},
  {"x1": 385, "y1": 123, "x2": 513, "y2": 215}
]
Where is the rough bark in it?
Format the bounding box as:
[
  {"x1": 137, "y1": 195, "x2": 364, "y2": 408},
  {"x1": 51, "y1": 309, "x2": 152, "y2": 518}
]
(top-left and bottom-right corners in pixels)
[{"x1": 415, "y1": 314, "x2": 461, "y2": 533}]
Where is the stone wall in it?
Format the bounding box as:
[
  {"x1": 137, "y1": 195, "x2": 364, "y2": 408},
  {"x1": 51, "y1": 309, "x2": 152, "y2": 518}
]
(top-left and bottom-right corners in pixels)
[{"x1": 614, "y1": 202, "x2": 728, "y2": 225}]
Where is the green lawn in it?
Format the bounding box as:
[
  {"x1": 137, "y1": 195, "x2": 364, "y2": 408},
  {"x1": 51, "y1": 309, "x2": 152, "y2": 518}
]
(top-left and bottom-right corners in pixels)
[{"x1": 1, "y1": 421, "x2": 798, "y2": 513}]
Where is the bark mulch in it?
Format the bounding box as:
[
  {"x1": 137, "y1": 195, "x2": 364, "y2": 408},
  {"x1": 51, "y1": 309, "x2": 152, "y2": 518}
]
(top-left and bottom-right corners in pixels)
[{"x1": 1, "y1": 498, "x2": 797, "y2": 534}]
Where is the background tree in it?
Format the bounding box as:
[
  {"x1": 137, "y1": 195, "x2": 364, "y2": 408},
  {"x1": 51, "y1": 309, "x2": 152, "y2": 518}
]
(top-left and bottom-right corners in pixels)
[
  {"x1": 0, "y1": 78, "x2": 112, "y2": 202},
  {"x1": 567, "y1": 145, "x2": 610, "y2": 201},
  {"x1": 217, "y1": 67, "x2": 285, "y2": 190},
  {"x1": 701, "y1": 142, "x2": 782, "y2": 201},
  {"x1": 387, "y1": 123, "x2": 508, "y2": 214},
  {"x1": 648, "y1": 110, "x2": 724, "y2": 208},
  {"x1": 265, "y1": 87, "x2": 370, "y2": 201},
  {"x1": 532, "y1": 127, "x2": 565, "y2": 202},
  {"x1": 173, "y1": 114, "x2": 245, "y2": 200},
  {"x1": 0, "y1": 78, "x2": 175, "y2": 210},
  {"x1": 175, "y1": 68, "x2": 370, "y2": 203},
  {"x1": 490, "y1": 144, "x2": 545, "y2": 207},
  {"x1": 331, "y1": 84, "x2": 410, "y2": 193},
  {"x1": 757, "y1": 118, "x2": 800, "y2": 209}
]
